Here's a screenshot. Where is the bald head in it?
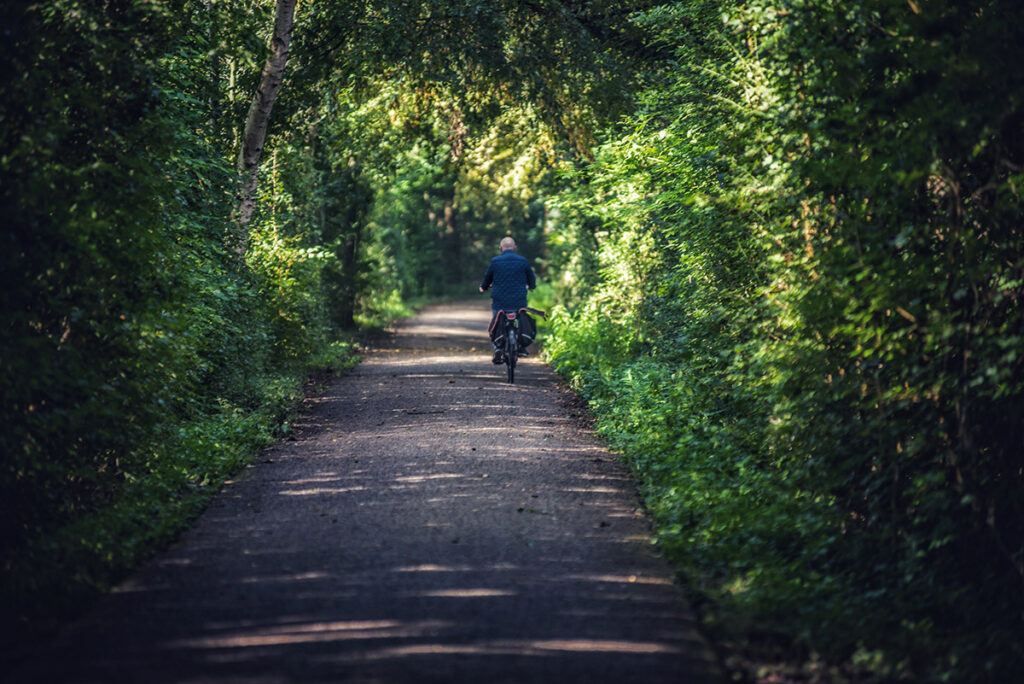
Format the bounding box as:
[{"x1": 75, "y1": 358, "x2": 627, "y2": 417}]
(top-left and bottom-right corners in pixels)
[{"x1": 500, "y1": 237, "x2": 516, "y2": 252}]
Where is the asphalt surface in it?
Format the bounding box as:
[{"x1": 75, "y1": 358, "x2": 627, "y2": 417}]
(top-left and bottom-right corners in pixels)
[{"x1": 8, "y1": 301, "x2": 721, "y2": 684}]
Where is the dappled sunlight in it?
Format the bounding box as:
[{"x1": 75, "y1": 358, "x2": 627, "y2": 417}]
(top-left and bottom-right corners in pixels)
[
  {"x1": 237, "y1": 572, "x2": 329, "y2": 584},
  {"x1": 279, "y1": 486, "x2": 368, "y2": 496},
  {"x1": 169, "y1": 620, "x2": 452, "y2": 649},
  {"x1": 424, "y1": 494, "x2": 476, "y2": 503},
  {"x1": 281, "y1": 474, "x2": 342, "y2": 485},
  {"x1": 392, "y1": 563, "x2": 516, "y2": 573},
  {"x1": 564, "y1": 574, "x2": 674, "y2": 586},
  {"x1": 574, "y1": 472, "x2": 632, "y2": 482},
  {"x1": 559, "y1": 486, "x2": 626, "y2": 494},
  {"x1": 577, "y1": 533, "x2": 653, "y2": 544},
  {"x1": 19, "y1": 304, "x2": 717, "y2": 684},
  {"x1": 132, "y1": 543, "x2": 704, "y2": 671},
  {"x1": 410, "y1": 588, "x2": 517, "y2": 598},
  {"x1": 604, "y1": 510, "x2": 648, "y2": 519},
  {"x1": 357, "y1": 643, "x2": 523, "y2": 657},
  {"x1": 352, "y1": 637, "x2": 683, "y2": 660},
  {"x1": 392, "y1": 323, "x2": 481, "y2": 341},
  {"x1": 394, "y1": 564, "x2": 472, "y2": 573},
  {"x1": 528, "y1": 639, "x2": 679, "y2": 654},
  {"x1": 358, "y1": 354, "x2": 490, "y2": 369},
  {"x1": 133, "y1": 547, "x2": 707, "y2": 677},
  {"x1": 394, "y1": 473, "x2": 466, "y2": 484}
]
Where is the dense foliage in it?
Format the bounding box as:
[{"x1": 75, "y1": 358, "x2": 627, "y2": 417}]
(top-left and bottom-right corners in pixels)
[
  {"x1": 0, "y1": 0, "x2": 353, "y2": 642},
  {"x1": 544, "y1": 1, "x2": 1024, "y2": 680},
  {"x1": 3, "y1": 0, "x2": 1022, "y2": 680},
  {"x1": 0, "y1": 0, "x2": 627, "y2": 648}
]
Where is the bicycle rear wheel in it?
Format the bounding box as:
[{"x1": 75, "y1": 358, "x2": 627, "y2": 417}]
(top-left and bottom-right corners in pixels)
[{"x1": 506, "y1": 328, "x2": 517, "y2": 384}]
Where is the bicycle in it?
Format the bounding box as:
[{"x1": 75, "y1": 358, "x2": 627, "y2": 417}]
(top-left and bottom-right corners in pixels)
[{"x1": 490, "y1": 307, "x2": 545, "y2": 384}]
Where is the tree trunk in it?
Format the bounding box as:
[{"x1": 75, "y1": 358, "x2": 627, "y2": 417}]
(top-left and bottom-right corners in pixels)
[
  {"x1": 233, "y1": 0, "x2": 297, "y2": 255},
  {"x1": 338, "y1": 228, "x2": 360, "y2": 329},
  {"x1": 443, "y1": 198, "x2": 462, "y2": 279}
]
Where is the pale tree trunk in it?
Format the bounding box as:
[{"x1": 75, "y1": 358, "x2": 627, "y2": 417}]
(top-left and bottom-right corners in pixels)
[{"x1": 233, "y1": 0, "x2": 297, "y2": 255}]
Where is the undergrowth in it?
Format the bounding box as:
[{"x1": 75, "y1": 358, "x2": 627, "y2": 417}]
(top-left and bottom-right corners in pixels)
[{"x1": 1, "y1": 339, "x2": 358, "y2": 662}]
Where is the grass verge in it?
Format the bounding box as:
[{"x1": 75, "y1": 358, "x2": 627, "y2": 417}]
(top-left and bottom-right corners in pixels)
[{"x1": 0, "y1": 338, "x2": 360, "y2": 671}]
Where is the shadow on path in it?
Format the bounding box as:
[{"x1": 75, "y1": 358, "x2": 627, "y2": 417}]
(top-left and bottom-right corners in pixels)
[{"x1": 7, "y1": 301, "x2": 720, "y2": 684}]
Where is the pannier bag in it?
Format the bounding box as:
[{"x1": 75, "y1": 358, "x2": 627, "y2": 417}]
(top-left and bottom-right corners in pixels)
[
  {"x1": 489, "y1": 310, "x2": 536, "y2": 350},
  {"x1": 517, "y1": 311, "x2": 536, "y2": 348}
]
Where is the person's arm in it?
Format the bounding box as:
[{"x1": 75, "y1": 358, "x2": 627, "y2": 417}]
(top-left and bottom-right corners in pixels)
[
  {"x1": 479, "y1": 264, "x2": 494, "y2": 292},
  {"x1": 526, "y1": 263, "x2": 536, "y2": 290}
]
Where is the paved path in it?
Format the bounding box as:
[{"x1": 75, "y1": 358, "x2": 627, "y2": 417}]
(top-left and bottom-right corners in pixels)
[{"x1": 8, "y1": 302, "x2": 720, "y2": 683}]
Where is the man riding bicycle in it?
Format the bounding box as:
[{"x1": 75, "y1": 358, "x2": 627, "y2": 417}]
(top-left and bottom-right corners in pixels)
[{"x1": 479, "y1": 236, "x2": 537, "y2": 364}]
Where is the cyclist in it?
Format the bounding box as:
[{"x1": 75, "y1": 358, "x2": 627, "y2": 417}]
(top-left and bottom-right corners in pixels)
[{"x1": 479, "y1": 236, "x2": 537, "y2": 363}]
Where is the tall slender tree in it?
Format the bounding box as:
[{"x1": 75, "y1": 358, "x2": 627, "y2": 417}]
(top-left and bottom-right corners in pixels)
[{"x1": 234, "y1": 0, "x2": 297, "y2": 254}]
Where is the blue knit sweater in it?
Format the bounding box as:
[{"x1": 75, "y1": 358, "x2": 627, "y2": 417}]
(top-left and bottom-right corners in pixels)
[{"x1": 480, "y1": 250, "x2": 536, "y2": 311}]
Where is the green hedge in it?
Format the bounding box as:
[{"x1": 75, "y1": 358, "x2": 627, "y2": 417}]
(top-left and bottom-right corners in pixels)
[
  {"x1": 0, "y1": 1, "x2": 358, "y2": 646},
  {"x1": 544, "y1": 1, "x2": 1024, "y2": 680}
]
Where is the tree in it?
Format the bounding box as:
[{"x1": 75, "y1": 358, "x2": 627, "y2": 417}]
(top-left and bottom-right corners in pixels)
[{"x1": 234, "y1": 0, "x2": 297, "y2": 254}]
